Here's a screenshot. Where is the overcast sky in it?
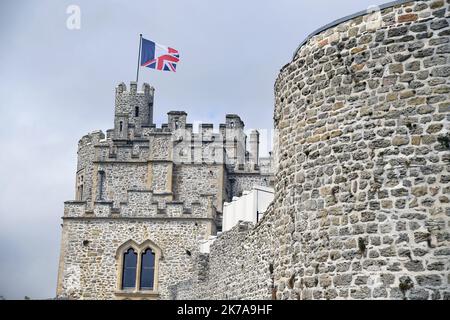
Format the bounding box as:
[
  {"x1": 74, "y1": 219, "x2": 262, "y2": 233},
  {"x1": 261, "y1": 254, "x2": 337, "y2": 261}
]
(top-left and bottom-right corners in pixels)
[{"x1": 0, "y1": 0, "x2": 390, "y2": 299}]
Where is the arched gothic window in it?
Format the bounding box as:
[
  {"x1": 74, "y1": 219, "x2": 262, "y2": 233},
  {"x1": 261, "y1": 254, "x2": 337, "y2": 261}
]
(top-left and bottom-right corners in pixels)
[
  {"x1": 116, "y1": 240, "x2": 162, "y2": 298},
  {"x1": 140, "y1": 248, "x2": 155, "y2": 290},
  {"x1": 122, "y1": 248, "x2": 137, "y2": 289}
]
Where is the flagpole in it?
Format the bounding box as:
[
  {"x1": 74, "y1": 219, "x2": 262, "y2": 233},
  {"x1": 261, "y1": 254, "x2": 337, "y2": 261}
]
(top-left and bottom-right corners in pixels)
[{"x1": 136, "y1": 33, "x2": 142, "y2": 83}]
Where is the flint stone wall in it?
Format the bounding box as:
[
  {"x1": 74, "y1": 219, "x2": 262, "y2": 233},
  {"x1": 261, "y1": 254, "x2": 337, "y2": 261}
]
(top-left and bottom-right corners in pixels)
[
  {"x1": 173, "y1": 165, "x2": 223, "y2": 207},
  {"x1": 172, "y1": 0, "x2": 450, "y2": 300},
  {"x1": 58, "y1": 219, "x2": 209, "y2": 300},
  {"x1": 229, "y1": 173, "x2": 273, "y2": 197},
  {"x1": 273, "y1": 0, "x2": 450, "y2": 300},
  {"x1": 173, "y1": 209, "x2": 276, "y2": 300}
]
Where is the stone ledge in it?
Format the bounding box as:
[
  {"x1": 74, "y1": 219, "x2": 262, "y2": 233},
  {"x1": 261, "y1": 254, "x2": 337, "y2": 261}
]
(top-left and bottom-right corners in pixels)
[
  {"x1": 229, "y1": 172, "x2": 272, "y2": 176},
  {"x1": 93, "y1": 160, "x2": 148, "y2": 164},
  {"x1": 148, "y1": 159, "x2": 173, "y2": 163},
  {"x1": 64, "y1": 200, "x2": 86, "y2": 204},
  {"x1": 95, "y1": 143, "x2": 150, "y2": 148},
  {"x1": 114, "y1": 290, "x2": 159, "y2": 300},
  {"x1": 62, "y1": 216, "x2": 217, "y2": 222},
  {"x1": 93, "y1": 200, "x2": 113, "y2": 204}
]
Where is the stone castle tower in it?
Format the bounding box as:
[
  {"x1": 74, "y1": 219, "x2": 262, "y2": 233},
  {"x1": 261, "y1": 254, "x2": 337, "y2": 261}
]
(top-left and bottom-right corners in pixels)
[
  {"x1": 56, "y1": 82, "x2": 274, "y2": 299},
  {"x1": 57, "y1": 0, "x2": 449, "y2": 300},
  {"x1": 166, "y1": 0, "x2": 450, "y2": 300},
  {"x1": 271, "y1": 0, "x2": 450, "y2": 299}
]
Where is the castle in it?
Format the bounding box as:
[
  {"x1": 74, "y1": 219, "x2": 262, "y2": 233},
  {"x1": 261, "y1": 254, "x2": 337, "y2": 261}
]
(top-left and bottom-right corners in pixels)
[
  {"x1": 58, "y1": 0, "x2": 449, "y2": 300},
  {"x1": 56, "y1": 81, "x2": 274, "y2": 299}
]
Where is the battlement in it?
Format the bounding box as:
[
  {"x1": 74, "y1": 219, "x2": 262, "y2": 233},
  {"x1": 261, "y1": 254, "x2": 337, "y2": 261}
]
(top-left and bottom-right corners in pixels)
[
  {"x1": 225, "y1": 114, "x2": 244, "y2": 129},
  {"x1": 114, "y1": 82, "x2": 155, "y2": 139},
  {"x1": 78, "y1": 130, "x2": 105, "y2": 147},
  {"x1": 115, "y1": 81, "x2": 154, "y2": 97},
  {"x1": 64, "y1": 188, "x2": 216, "y2": 220},
  {"x1": 71, "y1": 81, "x2": 273, "y2": 222},
  {"x1": 74, "y1": 89, "x2": 273, "y2": 174}
]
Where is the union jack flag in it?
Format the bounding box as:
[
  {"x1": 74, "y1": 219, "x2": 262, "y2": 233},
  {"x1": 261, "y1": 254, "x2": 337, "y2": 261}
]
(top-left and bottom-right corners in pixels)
[{"x1": 140, "y1": 38, "x2": 179, "y2": 72}]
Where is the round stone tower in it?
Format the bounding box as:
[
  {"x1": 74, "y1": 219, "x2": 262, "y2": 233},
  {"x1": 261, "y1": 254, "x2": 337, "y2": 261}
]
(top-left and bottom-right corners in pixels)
[{"x1": 273, "y1": 0, "x2": 449, "y2": 299}]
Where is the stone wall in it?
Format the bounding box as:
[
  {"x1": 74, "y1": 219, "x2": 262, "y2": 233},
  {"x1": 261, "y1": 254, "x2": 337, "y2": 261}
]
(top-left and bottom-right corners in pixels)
[
  {"x1": 58, "y1": 219, "x2": 210, "y2": 299},
  {"x1": 173, "y1": 208, "x2": 276, "y2": 300},
  {"x1": 273, "y1": 0, "x2": 450, "y2": 299},
  {"x1": 229, "y1": 173, "x2": 274, "y2": 197},
  {"x1": 259, "y1": 156, "x2": 275, "y2": 175},
  {"x1": 57, "y1": 0, "x2": 450, "y2": 299},
  {"x1": 173, "y1": 164, "x2": 224, "y2": 210},
  {"x1": 170, "y1": 0, "x2": 449, "y2": 300},
  {"x1": 101, "y1": 162, "x2": 148, "y2": 206}
]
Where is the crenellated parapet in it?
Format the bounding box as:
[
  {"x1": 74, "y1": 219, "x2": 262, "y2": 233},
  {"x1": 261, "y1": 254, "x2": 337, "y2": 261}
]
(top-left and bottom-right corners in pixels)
[
  {"x1": 63, "y1": 188, "x2": 216, "y2": 221},
  {"x1": 114, "y1": 82, "x2": 155, "y2": 140},
  {"x1": 64, "y1": 201, "x2": 87, "y2": 217},
  {"x1": 69, "y1": 81, "x2": 275, "y2": 219}
]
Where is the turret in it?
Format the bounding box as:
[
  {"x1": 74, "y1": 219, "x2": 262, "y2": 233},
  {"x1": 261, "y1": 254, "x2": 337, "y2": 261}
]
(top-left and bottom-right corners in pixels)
[
  {"x1": 76, "y1": 130, "x2": 105, "y2": 204},
  {"x1": 249, "y1": 130, "x2": 259, "y2": 166},
  {"x1": 223, "y1": 114, "x2": 246, "y2": 168},
  {"x1": 114, "y1": 82, "x2": 154, "y2": 139}
]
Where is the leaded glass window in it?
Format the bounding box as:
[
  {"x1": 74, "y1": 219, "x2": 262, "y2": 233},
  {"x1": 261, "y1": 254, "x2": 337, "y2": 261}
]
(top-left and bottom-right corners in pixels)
[
  {"x1": 122, "y1": 248, "x2": 137, "y2": 289},
  {"x1": 140, "y1": 248, "x2": 155, "y2": 290}
]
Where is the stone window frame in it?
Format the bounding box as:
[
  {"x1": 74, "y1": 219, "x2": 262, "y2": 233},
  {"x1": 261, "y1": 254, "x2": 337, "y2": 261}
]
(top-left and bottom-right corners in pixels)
[{"x1": 115, "y1": 239, "x2": 162, "y2": 299}]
